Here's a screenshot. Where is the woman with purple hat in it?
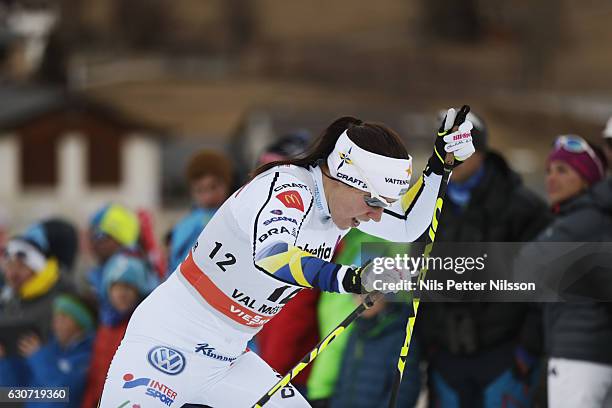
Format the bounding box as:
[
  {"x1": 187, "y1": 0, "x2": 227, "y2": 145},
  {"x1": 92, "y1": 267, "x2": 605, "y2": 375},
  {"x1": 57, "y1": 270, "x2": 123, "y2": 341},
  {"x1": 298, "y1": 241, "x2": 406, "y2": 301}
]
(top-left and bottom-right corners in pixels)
[
  {"x1": 546, "y1": 135, "x2": 607, "y2": 211},
  {"x1": 534, "y1": 135, "x2": 612, "y2": 407}
]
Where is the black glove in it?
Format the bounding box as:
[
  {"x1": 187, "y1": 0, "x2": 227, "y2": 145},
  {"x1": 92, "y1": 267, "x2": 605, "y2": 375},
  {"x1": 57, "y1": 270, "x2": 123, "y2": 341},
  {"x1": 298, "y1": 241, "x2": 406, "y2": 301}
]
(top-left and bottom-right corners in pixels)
[
  {"x1": 341, "y1": 259, "x2": 406, "y2": 294},
  {"x1": 342, "y1": 265, "x2": 363, "y2": 294}
]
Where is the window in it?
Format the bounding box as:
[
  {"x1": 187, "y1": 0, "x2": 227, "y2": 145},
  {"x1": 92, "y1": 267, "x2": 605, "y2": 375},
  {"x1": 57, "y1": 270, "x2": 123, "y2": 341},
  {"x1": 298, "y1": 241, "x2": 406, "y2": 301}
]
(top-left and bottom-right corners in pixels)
[
  {"x1": 20, "y1": 118, "x2": 59, "y2": 187},
  {"x1": 87, "y1": 130, "x2": 121, "y2": 185}
]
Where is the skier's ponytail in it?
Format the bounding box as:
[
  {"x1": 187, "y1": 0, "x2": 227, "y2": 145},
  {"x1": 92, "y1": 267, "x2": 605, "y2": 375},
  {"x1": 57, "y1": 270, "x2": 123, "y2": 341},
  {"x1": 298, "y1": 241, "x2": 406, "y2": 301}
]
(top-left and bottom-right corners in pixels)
[{"x1": 251, "y1": 116, "x2": 408, "y2": 178}]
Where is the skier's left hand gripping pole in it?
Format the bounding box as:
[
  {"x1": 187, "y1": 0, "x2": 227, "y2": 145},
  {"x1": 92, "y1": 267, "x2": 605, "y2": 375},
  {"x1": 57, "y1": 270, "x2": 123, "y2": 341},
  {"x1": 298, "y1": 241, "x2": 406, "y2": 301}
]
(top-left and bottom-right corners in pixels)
[
  {"x1": 251, "y1": 290, "x2": 384, "y2": 407},
  {"x1": 387, "y1": 105, "x2": 471, "y2": 408}
]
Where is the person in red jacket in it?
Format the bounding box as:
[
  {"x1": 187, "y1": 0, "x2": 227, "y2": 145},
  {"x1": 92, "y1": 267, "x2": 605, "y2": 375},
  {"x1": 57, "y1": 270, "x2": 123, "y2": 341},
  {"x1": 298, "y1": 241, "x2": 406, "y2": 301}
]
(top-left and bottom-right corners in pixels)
[{"x1": 81, "y1": 255, "x2": 152, "y2": 407}]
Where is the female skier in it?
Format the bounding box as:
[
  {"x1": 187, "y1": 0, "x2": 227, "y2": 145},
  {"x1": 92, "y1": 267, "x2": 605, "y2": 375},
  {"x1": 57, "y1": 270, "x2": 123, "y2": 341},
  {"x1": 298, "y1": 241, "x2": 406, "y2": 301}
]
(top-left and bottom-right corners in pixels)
[{"x1": 100, "y1": 109, "x2": 475, "y2": 407}]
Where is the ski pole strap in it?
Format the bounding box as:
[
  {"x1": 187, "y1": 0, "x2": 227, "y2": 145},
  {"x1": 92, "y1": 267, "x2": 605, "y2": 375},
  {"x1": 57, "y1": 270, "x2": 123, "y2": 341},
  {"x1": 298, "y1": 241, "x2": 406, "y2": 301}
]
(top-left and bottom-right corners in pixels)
[{"x1": 252, "y1": 291, "x2": 384, "y2": 407}]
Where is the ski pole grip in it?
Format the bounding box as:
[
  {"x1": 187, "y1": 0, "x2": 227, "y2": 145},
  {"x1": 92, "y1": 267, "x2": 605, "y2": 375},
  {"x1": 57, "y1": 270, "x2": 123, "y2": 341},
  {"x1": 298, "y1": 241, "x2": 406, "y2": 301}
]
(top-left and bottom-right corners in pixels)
[{"x1": 445, "y1": 104, "x2": 470, "y2": 168}]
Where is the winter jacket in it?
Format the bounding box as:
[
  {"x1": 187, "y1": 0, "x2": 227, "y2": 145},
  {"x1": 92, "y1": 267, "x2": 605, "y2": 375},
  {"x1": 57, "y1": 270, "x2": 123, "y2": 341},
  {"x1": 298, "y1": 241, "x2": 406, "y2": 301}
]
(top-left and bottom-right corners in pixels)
[
  {"x1": 306, "y1": 291, "x2": 356, "y2": 401},
  {"x1": 80, "y1": 319, "x2": 130, "y2": 408},
  {"x1": 307, "y1": 228, "x2": 408, "y2": 401},
  {"x1": 0, "y1": 335, "x2": 93, "y2": 408},
  {"x1": 420, "y1": 151, "x2": 551, "y2": 355},
  {"x1": 535, "y1": 178, "x2": 612, "y2": 364},
  {"x1": 308, "y1": 229, "x2": 414, "y2": 405},
  {"x1": 82, "y1": 253, "x2": 147, "y2": 406},
  {"x1": 0, "y1": 273, "x2": 72, "y2": 357},
  {"x1": 167, "y1": 207, "x2": 216, "y2": 274},
  {"x1": 330, "y1": 303, "x2": 421, "y2": 408}
]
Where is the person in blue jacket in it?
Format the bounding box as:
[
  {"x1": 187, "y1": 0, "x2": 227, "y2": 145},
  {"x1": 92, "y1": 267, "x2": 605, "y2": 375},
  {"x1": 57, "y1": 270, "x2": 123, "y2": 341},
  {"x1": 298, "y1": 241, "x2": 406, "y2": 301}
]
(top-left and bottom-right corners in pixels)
[
  {"x1": 0, "y1": 292, "x2": 96, "y2": 408},
  {"x1": 330, "y1": 295, "x2": 421, "y2": 408},
  {"x1": 166, "y1": 149, "x2": 234, "y2": 275}
]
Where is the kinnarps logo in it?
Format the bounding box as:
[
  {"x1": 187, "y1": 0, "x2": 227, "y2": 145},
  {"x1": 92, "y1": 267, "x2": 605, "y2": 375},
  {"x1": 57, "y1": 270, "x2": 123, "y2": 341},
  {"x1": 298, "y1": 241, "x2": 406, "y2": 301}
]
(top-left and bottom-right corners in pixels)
[
  {"x1": 122, "y1": 373, "x2": 177, "y2": 406},
  {"x1": 147, "y1": 346, "x2": 186, "y2": 375},
  {"x1": 194, "y1": 343, "x2": 238, "y2": 362}
]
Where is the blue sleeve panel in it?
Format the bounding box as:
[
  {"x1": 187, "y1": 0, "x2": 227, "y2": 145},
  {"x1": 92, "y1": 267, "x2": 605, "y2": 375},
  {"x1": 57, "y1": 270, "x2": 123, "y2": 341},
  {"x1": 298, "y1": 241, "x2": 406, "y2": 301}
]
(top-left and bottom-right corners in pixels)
[{"x1": 255, "y1": 242, "x2": 343, "y2": 292}]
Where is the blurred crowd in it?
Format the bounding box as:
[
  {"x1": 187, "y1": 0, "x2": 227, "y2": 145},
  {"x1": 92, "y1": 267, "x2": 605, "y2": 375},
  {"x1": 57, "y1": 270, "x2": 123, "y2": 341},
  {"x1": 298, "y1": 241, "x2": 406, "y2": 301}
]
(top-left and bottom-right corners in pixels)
[{"x1": 1, "y1": 112, "x2": 611, "y2": 408}]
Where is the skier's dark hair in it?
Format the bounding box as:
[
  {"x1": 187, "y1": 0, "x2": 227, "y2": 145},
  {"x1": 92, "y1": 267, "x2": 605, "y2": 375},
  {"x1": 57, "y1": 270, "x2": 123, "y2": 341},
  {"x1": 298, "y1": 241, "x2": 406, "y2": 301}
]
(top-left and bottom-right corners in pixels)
[{"x1": 251, "y1": 117, "x2": 409, "y2": 178}]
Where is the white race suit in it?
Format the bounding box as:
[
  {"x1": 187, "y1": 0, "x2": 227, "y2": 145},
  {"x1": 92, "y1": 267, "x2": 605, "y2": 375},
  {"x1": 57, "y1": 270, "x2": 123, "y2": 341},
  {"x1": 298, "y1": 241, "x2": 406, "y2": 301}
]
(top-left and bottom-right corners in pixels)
[{"x1": 99, "y1": 164, "x2": 441, "y2": 407}]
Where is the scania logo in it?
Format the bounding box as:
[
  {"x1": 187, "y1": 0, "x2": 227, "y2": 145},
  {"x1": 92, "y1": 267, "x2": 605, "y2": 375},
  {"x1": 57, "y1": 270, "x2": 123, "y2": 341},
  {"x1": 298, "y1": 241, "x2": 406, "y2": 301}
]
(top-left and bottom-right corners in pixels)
[{"x1": 147, "y1": 346, "x2": 186, "y2": 376}]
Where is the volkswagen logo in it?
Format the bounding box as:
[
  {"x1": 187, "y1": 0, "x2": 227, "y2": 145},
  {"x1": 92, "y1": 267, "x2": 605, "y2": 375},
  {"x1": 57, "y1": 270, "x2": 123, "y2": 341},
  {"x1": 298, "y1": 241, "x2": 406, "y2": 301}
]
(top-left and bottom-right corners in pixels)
[{"x1": 147, "y1": 346, "x2": 186, "y2": 375}]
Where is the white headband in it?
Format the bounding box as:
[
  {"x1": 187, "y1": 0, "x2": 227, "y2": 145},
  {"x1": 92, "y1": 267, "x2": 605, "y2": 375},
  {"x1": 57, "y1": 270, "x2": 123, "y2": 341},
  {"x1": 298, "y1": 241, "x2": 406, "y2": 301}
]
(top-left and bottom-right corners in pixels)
[
  {"x1": 326, "y1": 130, "x2": 413, "y2": 199},
  {"x1": 5, "y1": 239, "x2": 47, "y2": 273}
]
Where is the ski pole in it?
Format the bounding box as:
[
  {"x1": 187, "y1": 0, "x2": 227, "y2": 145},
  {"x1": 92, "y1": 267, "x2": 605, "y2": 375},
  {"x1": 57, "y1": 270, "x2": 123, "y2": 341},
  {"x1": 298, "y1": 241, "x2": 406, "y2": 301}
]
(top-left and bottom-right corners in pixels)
[
  {"x1": 251, "y1": 290, "x2": 385, "y2": 407},
  {"x1": 387, "y1": 105, "x2": 470, "y2": 408}
]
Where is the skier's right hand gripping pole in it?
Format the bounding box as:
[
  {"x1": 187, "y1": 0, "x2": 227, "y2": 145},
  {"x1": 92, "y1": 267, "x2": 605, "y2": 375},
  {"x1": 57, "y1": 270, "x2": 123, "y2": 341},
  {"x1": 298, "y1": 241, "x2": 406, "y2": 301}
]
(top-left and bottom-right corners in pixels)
[{"x1": 387, "y1": 105, "x2": 472, "y2": 408}]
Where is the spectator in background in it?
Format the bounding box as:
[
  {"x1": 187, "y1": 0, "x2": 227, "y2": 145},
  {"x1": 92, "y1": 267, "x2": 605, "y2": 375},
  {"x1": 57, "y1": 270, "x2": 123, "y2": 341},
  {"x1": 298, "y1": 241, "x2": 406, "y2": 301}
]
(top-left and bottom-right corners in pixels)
[
  {"x1": 23, "y1": 219, "x2": 78, "y2": 274},
  {"x1": 0, "y1": 207, "x2": 10, "y2": 300},
  {"x1": 87, "y1": 203, "x2": 145, "y2": 298},
  {"x1": 330, "y1": 295, "x2": 420, "y2": 408},
  {"x1": 0, "y1": 229, "x2": 74, "y2": 387},
  {"x1": 137, "y1": 209, "x2": 167, "y2": 280},
  {"x1": 257, "y1": 130, "x2": 311, "y2": 165},
  {"x1": 602, "y1": 116, "x2": 612, "y2": 168},
  {"x1": 306, "y1": 230, "x2": 359, "y2": 408},
  {"x1": 253, "y1": 132, "x2": 318, "y2": 394},
  {"x1": 81, "y1": 255, "x2": 152, "y2": 408},
  {"x1": 420, "y1": 111, "x2": 551, "y2": 407},
  {"x1": 527, "y1": 135, "x2": 611, "y2": 408},
  {"x1": 0, "y1": 291, "x2": 95, "y2": 408},
  {"x1": 0, "y1": 206, "x2": 8, "y2": 250},
  {"x1": 307, "y1": 231, "x2": 416, "y2": 407},
  {"x1": 166, "y1": 149, "x2": 233, "y2": 275}
]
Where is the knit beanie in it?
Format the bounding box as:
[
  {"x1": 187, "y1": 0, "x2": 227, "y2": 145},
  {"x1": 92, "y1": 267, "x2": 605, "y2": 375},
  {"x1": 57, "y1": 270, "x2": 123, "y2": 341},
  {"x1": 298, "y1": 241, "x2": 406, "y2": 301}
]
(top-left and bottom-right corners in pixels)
[{"x1": 547, "y1": 137, "x2": 605, "y2": 186}]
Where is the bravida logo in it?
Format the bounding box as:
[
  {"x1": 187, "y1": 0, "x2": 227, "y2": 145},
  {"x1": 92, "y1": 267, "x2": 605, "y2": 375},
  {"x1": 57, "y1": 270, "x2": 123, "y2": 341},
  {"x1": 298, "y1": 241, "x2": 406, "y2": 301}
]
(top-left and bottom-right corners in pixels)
[
  {"x1": 276, "y1": 190, "x2": 304, "y2": 212},
  {"x1": 147, "y1": 346, "x2": 186, "y2": 375},
  {"x1": 258, "y1": 226, "x2": 292, "y2": 243}
]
